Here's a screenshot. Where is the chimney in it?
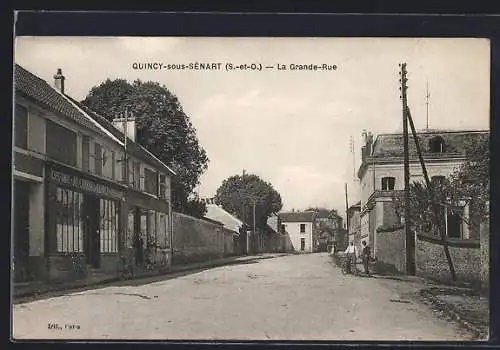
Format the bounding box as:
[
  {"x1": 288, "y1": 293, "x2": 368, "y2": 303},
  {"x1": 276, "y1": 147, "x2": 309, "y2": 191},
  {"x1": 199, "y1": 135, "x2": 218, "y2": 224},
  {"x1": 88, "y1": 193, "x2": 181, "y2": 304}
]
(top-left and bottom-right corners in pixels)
[
  {"x1": 53, "y1": 68, "x2": 65, "y2": 93},
  {"x1": 112, "y1": 117, "x2": 136, "y2": 142}
]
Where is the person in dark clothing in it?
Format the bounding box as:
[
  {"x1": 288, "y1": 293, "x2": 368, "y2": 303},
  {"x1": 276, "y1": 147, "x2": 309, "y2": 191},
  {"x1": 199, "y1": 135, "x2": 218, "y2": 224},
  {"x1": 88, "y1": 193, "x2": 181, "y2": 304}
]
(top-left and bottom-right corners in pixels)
[{"x1": 361, "y1": 240, "x2": 371, "y2": 276}]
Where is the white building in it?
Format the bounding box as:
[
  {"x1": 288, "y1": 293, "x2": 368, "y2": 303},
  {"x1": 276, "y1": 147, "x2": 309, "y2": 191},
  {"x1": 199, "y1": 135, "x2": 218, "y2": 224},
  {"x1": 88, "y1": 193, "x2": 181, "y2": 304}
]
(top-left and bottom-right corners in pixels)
[
  {"x1": 357, "y1": 129, "x2": 489, "y2": 256},
  {"x1": 279, "y1": 211, "x2": 315, "y2": 253}
]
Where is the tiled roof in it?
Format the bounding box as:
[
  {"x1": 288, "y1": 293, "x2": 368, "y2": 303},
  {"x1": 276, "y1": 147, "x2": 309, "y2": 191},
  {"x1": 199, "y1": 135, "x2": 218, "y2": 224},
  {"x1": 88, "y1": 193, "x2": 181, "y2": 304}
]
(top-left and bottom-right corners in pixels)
[
  {"x1": 279, "y1": 211, "x2": 315, "y2": 223},
  {"x1": 14, "y1": 64, "x2": 105, "y2": 137},
  {"x1": 14, "y1": 64, "x2": 175, "y2": 176},
  {"x1": 371, "y1": 130, "x2": 489, "y2": 158}
]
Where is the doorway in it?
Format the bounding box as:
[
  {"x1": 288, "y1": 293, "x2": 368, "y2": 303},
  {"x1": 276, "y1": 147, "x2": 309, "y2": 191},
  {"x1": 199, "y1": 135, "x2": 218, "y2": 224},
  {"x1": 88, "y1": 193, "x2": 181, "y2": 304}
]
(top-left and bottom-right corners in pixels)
[
  {"x1": 300, "y1": 238, "x2": 305, "y2": 251},
  {"x1": 13, "y1": 180, "x2": 30, "y2": 282},
  {"x1": 83, "y1": 195, "x2": 100, "y2": 268},
  {"x1": 447, "y1": 211, "x2": 463, "y2": 239}
]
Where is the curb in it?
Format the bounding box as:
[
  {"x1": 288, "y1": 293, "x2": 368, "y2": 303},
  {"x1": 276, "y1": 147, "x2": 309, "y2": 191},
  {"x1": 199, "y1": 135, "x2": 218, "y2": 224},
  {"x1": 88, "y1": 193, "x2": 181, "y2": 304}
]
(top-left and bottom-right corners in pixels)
[
  {"x1": 13, "y1": 254, "x2": 286, "y2": 301},
  {"x1": 419, "y1": 288, "x2": 487, "y2": 339}
]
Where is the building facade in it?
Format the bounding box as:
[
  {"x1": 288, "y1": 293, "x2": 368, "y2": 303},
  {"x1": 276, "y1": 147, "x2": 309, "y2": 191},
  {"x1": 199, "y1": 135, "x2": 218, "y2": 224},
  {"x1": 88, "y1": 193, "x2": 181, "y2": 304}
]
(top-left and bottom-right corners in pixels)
[
  {"x1": 279, "y1": 211, "x2": 315, "y2": 253},
  {"x1": 357, "y1": 129, "x2": 489, "y2": 257},
  {"x1": 13, "y1": 65, "x2": 175, "y2": 283},
  {"x1": 347, "y1": 201, "x2": 361, "y2": 253}
]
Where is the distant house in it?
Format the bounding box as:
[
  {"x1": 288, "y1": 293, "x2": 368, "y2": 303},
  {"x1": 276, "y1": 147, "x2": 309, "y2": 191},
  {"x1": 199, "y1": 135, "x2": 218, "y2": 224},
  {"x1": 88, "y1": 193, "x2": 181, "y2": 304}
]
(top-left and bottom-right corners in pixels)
[
  {"x1": 204, "y1": 200, "x2": 245, "y2": 256},
  {"x1": 310, "y1": 209, "x2": 343, "y2": 252},
  {"x1": 358, "y1": 129, "x2": 489, "y2": 257},
  {"x1": 279, "y1": 211, "x2": 316, "y2": 253}
]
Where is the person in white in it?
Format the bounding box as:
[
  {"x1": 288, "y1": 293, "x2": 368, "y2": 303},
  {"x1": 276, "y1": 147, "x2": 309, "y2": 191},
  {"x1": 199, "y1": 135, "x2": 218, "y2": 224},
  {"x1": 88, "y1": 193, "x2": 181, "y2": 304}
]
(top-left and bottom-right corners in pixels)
[{"x1": 344, "y1": 241, "x2": 358, "y2": 274}]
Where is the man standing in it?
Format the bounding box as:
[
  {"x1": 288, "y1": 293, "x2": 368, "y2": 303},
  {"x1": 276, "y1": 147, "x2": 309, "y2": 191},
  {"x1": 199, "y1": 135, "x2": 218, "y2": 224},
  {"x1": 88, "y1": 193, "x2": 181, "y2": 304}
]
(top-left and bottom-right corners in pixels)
[
  {"x1": 344, "y1": 241, "x2": 357, "y2": 274},
  {"x1": 361, "y1": 240, "x2": 371, "y2": 276}
]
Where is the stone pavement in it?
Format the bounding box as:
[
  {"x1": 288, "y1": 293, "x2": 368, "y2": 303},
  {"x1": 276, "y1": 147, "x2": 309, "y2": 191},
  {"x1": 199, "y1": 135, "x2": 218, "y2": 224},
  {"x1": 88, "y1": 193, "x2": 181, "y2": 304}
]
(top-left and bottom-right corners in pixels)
[{"x1": 12, "y1": 253, "x2": 479, "y2": 341}]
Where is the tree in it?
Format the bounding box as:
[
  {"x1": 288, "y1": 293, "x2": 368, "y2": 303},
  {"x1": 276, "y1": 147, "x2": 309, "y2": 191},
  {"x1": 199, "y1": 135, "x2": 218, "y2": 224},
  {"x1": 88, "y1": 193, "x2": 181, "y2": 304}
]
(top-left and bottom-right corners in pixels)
[
  {"x1": 214, "y1": 173, "x2": 283, "y2": 229},
  {"x1": 82, "y1": 78, "x2": 209, "y2": 217}
]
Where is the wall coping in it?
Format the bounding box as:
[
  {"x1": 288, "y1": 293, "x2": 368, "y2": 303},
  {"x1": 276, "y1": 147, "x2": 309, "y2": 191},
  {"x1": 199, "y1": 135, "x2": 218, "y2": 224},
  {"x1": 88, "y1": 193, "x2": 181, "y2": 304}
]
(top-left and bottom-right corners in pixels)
[{"x1": 417, "y1": 232, "x2": 480, "y2": 248}]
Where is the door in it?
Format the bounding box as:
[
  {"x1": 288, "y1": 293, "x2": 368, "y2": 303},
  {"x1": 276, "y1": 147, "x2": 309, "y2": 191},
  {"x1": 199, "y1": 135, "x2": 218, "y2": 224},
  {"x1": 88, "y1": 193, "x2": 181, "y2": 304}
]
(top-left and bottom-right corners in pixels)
[
  {"x1": 300, "y1": 238, "x2": 305, "y2": 251},
  {"x1": 13, "y1": 180, "x2": 30, "y2": 282},
  {"x1": 83, "y1": 195, "x2": 100, "y2": 268}
]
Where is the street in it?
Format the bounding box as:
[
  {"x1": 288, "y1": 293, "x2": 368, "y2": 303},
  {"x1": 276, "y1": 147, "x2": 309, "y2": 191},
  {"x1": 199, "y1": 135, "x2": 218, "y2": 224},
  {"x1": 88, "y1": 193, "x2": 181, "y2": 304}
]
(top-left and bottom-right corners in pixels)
[{"x1": 12, "y1": 253, "x2": 471, "y2": 341}]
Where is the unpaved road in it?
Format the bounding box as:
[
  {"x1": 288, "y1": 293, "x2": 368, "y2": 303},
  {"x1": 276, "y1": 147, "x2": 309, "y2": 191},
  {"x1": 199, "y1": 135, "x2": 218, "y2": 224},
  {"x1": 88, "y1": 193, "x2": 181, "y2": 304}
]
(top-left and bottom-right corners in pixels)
[{"x1": 12, "y1": 253, "x2": 472, "y2": 341}]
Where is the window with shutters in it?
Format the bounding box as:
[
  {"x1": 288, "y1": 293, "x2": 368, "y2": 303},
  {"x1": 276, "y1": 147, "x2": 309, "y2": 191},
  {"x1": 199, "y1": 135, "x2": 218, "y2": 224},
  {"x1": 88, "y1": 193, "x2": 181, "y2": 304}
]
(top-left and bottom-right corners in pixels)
[
  {"x1": 46, "y1": 120, "x2": 77, "y2": 166},
  {"x1": 82, "y1": 136, "x2": 90, "y2": 172},
  {"x1": 144, "y1": 168, "x2": 158, "y2": 196},
  {"x1": 94, "y1": 143, "x2": 102, "y2": 176}
]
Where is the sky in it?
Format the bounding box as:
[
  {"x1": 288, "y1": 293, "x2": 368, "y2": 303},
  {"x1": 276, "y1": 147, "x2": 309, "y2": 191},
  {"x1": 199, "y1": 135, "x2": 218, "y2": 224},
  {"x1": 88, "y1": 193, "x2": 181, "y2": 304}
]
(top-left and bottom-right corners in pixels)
[{"x1": 14, "y1": 37, "x2": 490, "y2": 217}]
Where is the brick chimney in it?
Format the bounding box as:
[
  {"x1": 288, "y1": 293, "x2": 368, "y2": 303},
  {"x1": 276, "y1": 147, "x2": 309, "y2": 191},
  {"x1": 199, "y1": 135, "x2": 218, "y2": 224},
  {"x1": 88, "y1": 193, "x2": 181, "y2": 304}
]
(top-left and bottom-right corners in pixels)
[
  {"x1": 361, "y1": 130, "x2": 374, "y2": 160},
  {"x1": 112, "y1": 117, "x2": 136, "y2": 142},
  {"x1": 53, "y1": 68, "x2": 65, "y2": 93}
]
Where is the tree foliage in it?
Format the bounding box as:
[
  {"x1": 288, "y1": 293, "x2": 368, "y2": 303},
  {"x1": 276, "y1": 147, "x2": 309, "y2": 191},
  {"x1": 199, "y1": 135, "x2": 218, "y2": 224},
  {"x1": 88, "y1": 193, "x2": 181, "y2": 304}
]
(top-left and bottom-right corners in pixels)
[
  {"x1": 214, "y1": 174, "x2": 283, "y2": 229},
  {"x1": 82, "y1": 78, "x2": 209, "y2": 217}
]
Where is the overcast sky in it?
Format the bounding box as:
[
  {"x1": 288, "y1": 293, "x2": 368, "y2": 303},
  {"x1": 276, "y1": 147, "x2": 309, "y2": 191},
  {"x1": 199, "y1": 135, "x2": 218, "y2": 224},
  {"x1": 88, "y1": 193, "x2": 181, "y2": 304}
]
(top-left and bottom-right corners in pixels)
[{"x1": 14, "y1": 37, "x2": 490, "y2": 216}]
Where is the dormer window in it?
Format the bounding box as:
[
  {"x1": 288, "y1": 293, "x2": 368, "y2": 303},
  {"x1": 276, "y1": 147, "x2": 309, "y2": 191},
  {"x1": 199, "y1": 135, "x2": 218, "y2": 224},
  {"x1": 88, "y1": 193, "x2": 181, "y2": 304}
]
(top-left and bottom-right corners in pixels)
[
  {"x1": 381, "y1": 177, "x2": 395, "y2": 191},
  {"x1": 429, "y1": 136, "x2": 445, "y2": 153}
]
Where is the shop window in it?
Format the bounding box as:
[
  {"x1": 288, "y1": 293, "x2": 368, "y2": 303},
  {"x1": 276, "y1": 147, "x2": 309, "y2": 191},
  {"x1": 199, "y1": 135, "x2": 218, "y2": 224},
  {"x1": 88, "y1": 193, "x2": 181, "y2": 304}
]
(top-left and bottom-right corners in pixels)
[
  {"x1": 126, "y1": 208, "x2": 136, "y2": 250},
  {"x1": 99, "y1": 198, "x2": 119, "y2": 253},
  {"x1": 381, "y1": 177, "x2": 396, "y2": 190},
  {"x1": 429, "y1": 136, "x2": 445, "y2": 153},
  {"x1": 144, "y1": 168, "x2": 158, "y2": 196},
  {"x1": 46, "y1": 120, "x2": 77, "y2": 166},
  {"x1": 55, "y1": 187, "x2": 84, "y2": 253},
  {"x1": 14, "y1": 104, "x2": 28, "y2": 149}
]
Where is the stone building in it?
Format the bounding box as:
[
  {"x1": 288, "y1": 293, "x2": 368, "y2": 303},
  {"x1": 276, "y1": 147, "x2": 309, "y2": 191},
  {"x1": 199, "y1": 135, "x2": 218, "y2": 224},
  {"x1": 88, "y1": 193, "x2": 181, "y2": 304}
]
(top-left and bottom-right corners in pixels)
[
  {"x1": 357, "y1": 129, "x2": 489, "y2": 258},
  {"x1": 279, "y1": 211, "x2": 316, "y2": 253},
  {"x1": 13, "y1": 65, "x2": 175, "y2": 284}
]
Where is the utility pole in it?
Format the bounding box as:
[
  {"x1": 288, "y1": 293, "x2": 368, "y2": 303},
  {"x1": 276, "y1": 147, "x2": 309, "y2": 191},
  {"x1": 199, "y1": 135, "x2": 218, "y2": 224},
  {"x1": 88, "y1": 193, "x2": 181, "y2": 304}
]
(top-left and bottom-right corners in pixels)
[
  {"x1": 399, "y1": 62, "x2": 416, "y2": 275},
  {"x1": 345, "y1": 183, "x2": 349, "y2": 247},
  {"x1": 253, "y1": 199, "x2": 257, "y2": 253}
]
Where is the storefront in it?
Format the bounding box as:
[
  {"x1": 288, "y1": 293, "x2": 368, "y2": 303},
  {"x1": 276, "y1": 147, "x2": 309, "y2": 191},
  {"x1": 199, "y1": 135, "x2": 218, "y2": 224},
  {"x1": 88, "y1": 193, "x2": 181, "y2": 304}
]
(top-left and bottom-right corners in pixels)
[
  {"x1": 45, "y1": 163, "x2": 126, "y2": 281},
  {"x1": 125, "y1": 190, "x2": 172, "y2": 272}
]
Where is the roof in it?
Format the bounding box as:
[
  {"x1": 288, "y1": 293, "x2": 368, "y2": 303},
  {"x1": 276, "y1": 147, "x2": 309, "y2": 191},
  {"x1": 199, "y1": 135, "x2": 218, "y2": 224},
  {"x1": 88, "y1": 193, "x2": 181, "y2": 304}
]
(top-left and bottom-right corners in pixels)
[
  {"x1": 205, "y1": 204, "x2": 243, "y2": 233},
  {"x1": 14, "y1": 64, "x2": 111, "y2": 138},
  {"x1": 14, "y1": 64, "x2": 175, "y2": 176},
  {"x1": 371, "y1": 130, "x2": 489, "y2": 159},
  {"x1": 67, "y1": 97, "x2": 176, "y2": 176},
  {"x1": 279, "y1": 211, "x2": 315, "y2": 223}
]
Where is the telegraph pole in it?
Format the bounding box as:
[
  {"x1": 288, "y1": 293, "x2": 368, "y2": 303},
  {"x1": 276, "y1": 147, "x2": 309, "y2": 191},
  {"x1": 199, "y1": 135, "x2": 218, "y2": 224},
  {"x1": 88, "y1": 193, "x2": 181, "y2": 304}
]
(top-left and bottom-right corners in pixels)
[{"x1": 399, "y1": 63, "x2": 416, "y2": 275}]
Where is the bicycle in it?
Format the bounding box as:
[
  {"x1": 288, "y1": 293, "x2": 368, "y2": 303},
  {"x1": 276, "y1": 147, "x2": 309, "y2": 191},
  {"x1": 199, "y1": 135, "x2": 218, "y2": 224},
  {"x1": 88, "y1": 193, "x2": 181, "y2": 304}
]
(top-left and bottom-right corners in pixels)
[{"x1": 117, "y1": 255, "x2": 135, "y2": 280}]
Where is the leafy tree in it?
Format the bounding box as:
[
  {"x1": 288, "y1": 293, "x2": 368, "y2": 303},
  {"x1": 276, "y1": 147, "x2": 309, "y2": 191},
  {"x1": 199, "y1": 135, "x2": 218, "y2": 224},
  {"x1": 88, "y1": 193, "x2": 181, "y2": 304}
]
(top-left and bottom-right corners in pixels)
[
  {"x1": 214, "y1": 173, "x2": 283, "y2": 229},
  {"x1": 82, "y1": 78, "x2": 209, "y2": 217}
]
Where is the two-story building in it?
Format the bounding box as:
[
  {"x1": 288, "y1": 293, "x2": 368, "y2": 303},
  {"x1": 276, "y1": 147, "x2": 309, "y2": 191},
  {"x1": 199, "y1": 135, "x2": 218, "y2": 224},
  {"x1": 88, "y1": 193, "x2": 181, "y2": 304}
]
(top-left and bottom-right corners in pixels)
[
  {"x1": 279, "y1": 211, "x2": 315, "y2": 253},
  {"x1": 13, "y1": 65, "x2": 175, "y2": 283},
  {"x1": 357, "y1": 129, "x2": 489, "y2": 257}
]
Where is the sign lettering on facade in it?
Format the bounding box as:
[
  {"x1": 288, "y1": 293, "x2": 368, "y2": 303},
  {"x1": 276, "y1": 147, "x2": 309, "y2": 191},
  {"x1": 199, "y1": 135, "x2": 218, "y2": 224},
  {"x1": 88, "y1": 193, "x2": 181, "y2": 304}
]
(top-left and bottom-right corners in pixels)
[{"x1": 50, "y1": 169, "x2": 123, "y2": 198}]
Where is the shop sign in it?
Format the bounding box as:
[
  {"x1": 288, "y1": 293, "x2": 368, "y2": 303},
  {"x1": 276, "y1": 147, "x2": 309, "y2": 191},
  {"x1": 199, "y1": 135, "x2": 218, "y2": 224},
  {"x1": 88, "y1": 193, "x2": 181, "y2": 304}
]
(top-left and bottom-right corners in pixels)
[{"x1": 50, "y1": 169, "x2": 123, "y2": 199}]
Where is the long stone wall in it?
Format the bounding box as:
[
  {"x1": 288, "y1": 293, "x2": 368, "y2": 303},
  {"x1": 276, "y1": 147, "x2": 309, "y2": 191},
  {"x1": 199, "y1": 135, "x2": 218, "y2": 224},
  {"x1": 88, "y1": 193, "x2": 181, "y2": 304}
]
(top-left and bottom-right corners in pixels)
[
  {"x1": 172, "y1": 212, "x2": 226, "y2": 265},
  {"x1": 416, "y1": 234, "x2": 481, "y2": 285}
]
